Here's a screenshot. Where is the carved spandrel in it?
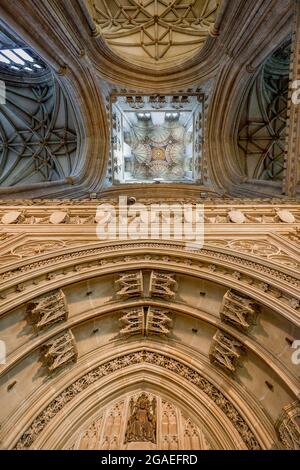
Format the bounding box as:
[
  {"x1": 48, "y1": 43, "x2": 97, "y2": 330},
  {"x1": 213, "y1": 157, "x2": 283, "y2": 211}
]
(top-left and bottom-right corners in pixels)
[
  {"x1": 26, "y1": 289, "x2": 68, "y2": 332},
  {"x1": 116, "y1": 271, "x2": 143, "y2": 299},
  {"x1": 40, "y1": 330, "x2": 77, "y2": 374},
  {"x1": 220, "y1": 289, "x2": 259, "y2": 331},
  {"x1": 124, "y1": 393, "x2": 157, "y2": 444},
  {"x1": 209, "y1": 330, "x2": 244, "y2": 374},
  {"x1": 149, "y1": 271, "x2": 177, "y2": 299},
  {"x1": 276, "y1": 401, "x2": 300, "y2": 450}
]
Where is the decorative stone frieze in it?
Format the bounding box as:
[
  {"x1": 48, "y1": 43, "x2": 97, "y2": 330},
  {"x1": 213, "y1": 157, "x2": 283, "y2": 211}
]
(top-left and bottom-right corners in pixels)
[
  {"x1": 209, "y1": 330, "x2": 244, "y2": 374},
  {"x1": 1, "y1": 201, "x2": 300, "y2": 226},
  {"x1": 26, "y1": 289, "x2": 68, "y2": 332}
]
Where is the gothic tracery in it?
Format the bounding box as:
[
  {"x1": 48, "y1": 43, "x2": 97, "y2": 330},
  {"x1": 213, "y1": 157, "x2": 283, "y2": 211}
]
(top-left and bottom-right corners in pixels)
[{"x1": 0, "y1": 0, "x2": 299, "y2": 454}]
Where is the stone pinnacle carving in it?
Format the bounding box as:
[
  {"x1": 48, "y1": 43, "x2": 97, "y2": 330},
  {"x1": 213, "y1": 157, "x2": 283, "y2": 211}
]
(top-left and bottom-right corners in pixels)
[
  {"x1": 40, "y1": 330, "x2": 77, "y2": 374},
  {"x1": 26, "y1": 289, "x2": 69, "y2": 332},
  {"x1": 209, "y1": 330, "x2": 244, "y2": 374},
  {"x1": 220, "y1": 289, "x2": 259, "y2": 331},
  {"x1": 119, "y1": 306, "x2": 172, "y2": 337},
  {"x1": 116, "y1": 270, "x2": 177, "y2": 300},
  {"x1": 116, "y1": 271, "x2": 143, "y2": 299},
  {"x1": 149, "y1": 271, "x2": 177, "y2": 299}
]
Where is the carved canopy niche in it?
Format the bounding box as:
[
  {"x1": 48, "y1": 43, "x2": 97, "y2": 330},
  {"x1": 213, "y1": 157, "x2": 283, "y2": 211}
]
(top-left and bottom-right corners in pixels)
[
  {"x1": 88, "y1": 0, "x2": 220, "y2": 68},
  {"x1": 72, "y1": 391, "x2": 211, "y2": 450}
]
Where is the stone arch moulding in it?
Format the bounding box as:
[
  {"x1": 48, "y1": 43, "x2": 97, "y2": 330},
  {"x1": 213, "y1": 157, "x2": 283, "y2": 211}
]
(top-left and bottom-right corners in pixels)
[
  {"x1": 2, "y1": 295, "x2": 298, "y2": 401},
  {"x1": 0, "y1": 241, "x2": 299, "y2": 326},
  {"x1": 6, "y1": 343, "x2": 277, "y2": 450}
]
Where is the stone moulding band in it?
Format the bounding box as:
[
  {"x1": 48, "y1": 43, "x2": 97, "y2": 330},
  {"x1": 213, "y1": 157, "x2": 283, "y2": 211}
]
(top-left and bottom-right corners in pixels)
[
  {"x1": 14, "y1": 350, "x2": 260, "y2": 450},
  {"x1": 0, "y1": 243, "x2": 299, "y2": 288}
]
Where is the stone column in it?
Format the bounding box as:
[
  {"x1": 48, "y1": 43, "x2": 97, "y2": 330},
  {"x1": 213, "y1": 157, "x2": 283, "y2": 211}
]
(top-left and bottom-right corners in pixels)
[{"x1": 284, "y1": 0, "x2": 300, "y2": 196}]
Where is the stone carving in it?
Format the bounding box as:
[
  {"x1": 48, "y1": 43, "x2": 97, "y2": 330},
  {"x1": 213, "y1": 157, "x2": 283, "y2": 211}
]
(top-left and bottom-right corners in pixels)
[
  {"x1": 15, "y1": 350, "x2": 260, "y2": 450},
  {"x1": 79, "y1": 417, "x2": 103, "y2": 450},
  {"x1": 124, "y1": 393, "x2": 157, "y2": 444},
  {"x1": 1, "y1": 248, "x2": 299, "y2": 332},
  {"x1": 74, "y1": 395, "x2": 209, "y2": 450},
  {"x1": 119, "y1": 308, "x2": 145, "y2": 336},
  {"x1": 209, "y1": 330, "x2": 244, "y2": 373},
  {"x1": 208, "y1": 238, "x2": 300, "y2": 269},
  {"x1": 101, "y1": 402, "x2": 124, "y2": 450},
  {"x1": 146, "y1": 307, "x2": 172, "y2": 335},
  {"x1": 184, "y1": 418, "x2": 210, "y2": 450},
  {"x1": 49, "y1": 211, "x2": 69, "y2": 224},
  {"x1": 26, "y1": 290, "x2": 68, "y2": 332},
  {"x1": 276, "y1": 401, "x2": 300, "y2": 450},
  {"x1": 286, "y1": 229, "x2": 300, "y2": 244},
  {"x1": 40, "y1": 330, "x2": 77, "y2": 374},
  {"x1": 228, "y1": 210, "x2": 246, "y2": 224},
  {"x1": 220, "y1": 290, "x2": 259, "y2": 331},
  {"x1": 116, "y1": 271, "x2": 143, "y2": 298},
  {"x1": 1, "y1": 211, "x2": 25, "y2": 224},
  {"x1": 1, "y1": 204, "x2": 300, "y2": 226},
  {"x1": 116, "y1": 270, "x2": 177, "y2": 300},
  {"x1": 276, "y1": 210, "x2": 296, "y2": 224},
  {"x1": 149, "y1": 271, "x2": 177, "y2": 299},
  {"x1": 119, "y1": 306, "x2": 172, "y2": 337}
]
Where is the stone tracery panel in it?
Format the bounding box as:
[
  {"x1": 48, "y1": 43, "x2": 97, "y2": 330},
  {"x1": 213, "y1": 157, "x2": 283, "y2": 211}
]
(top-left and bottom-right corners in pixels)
[
  {"x1": 74, "y1": 392, "x2": 210, "y2": 450},
  {"x1": 40, "y1": 330, "x2": 77, "y2": 374},
  {"x1": 14, "y1": 350, "x2": 260, "y2": 450}
]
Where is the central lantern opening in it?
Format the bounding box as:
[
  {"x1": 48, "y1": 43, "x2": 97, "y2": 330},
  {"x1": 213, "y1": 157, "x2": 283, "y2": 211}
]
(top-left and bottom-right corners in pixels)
[{"x1": 110, "y1": 94, "x2": 203, "y2": 184}]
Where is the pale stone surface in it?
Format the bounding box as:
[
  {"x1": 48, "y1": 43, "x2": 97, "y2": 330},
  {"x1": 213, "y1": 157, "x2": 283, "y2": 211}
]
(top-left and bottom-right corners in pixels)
[{"x1": 0, "y1": 0, "x2": 298, "y2": 452}]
